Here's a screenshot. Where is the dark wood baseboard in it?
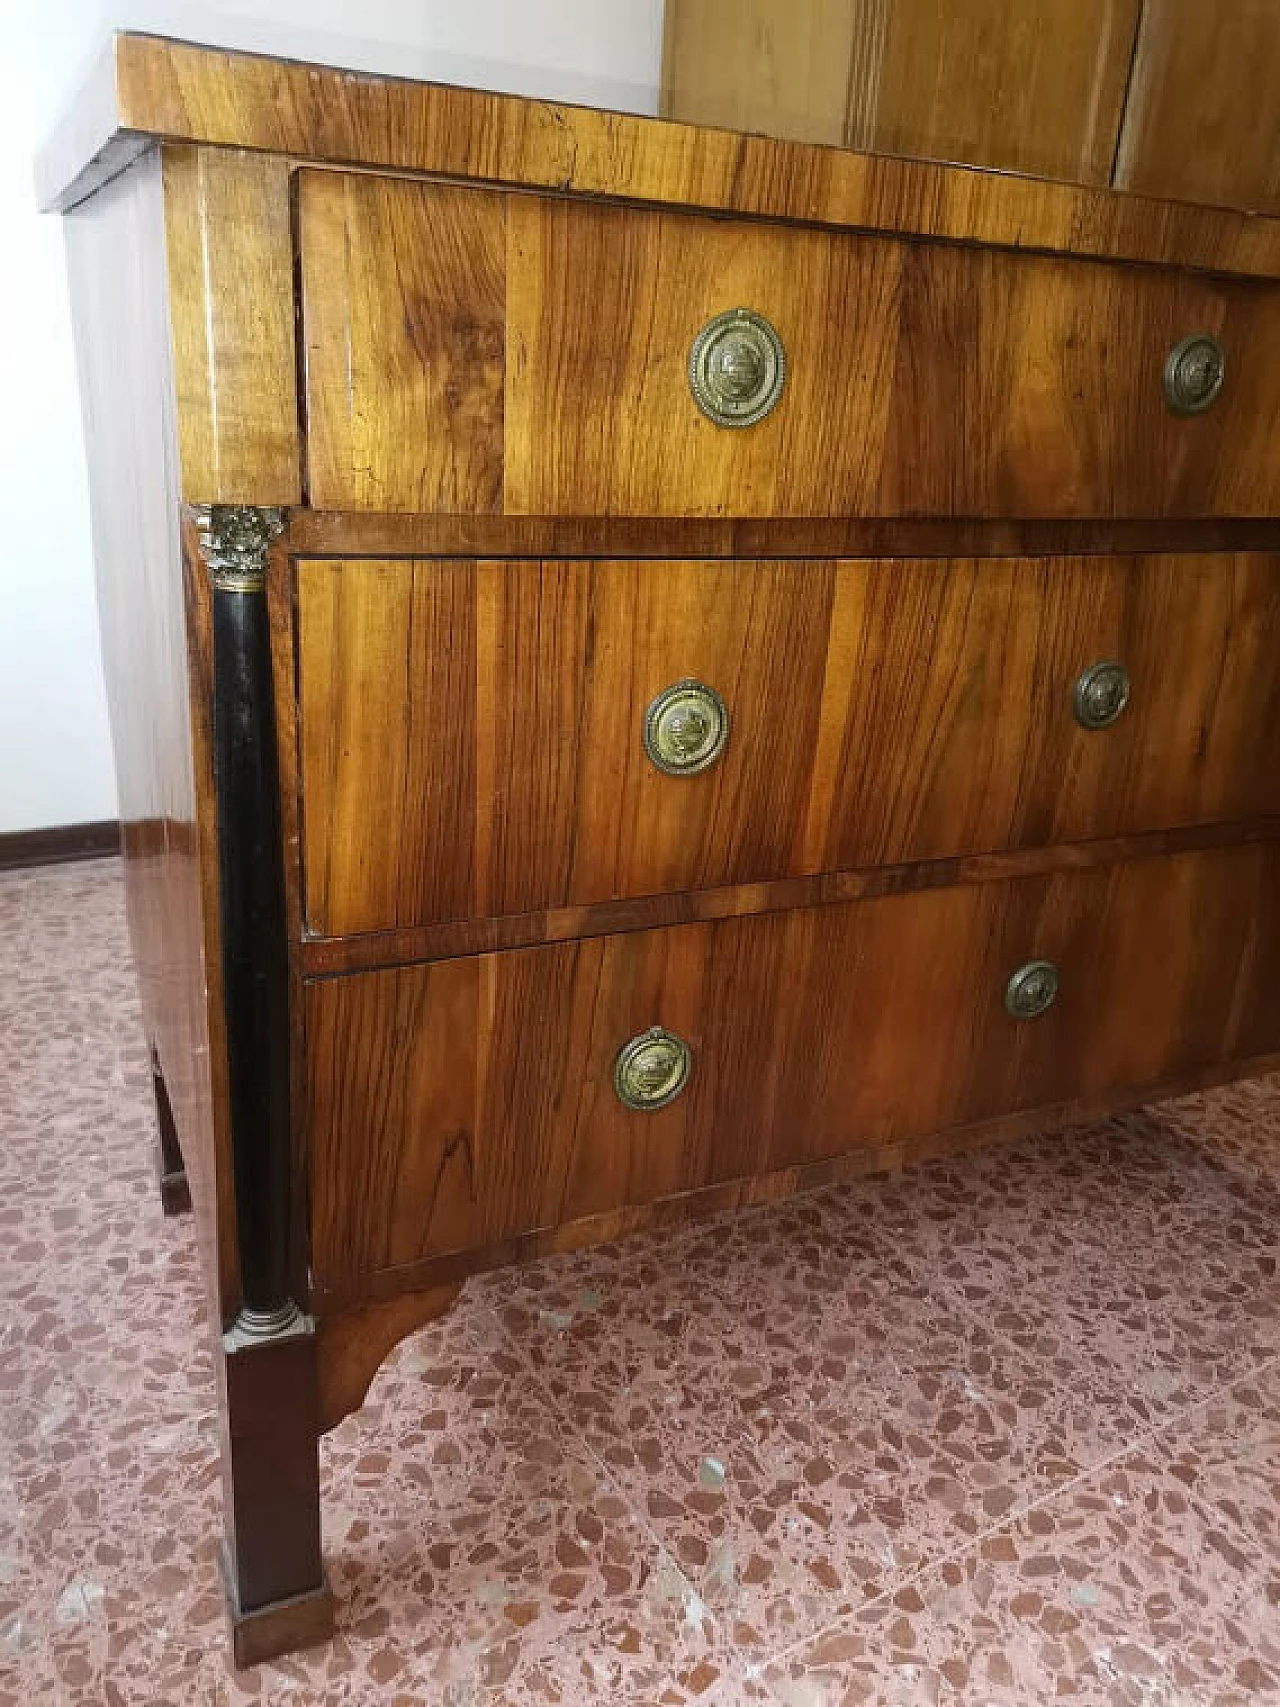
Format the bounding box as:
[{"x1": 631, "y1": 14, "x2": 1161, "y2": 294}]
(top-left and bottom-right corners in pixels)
[{"x1": 0, "y1": 821, "x2": 120, "y2": 871}]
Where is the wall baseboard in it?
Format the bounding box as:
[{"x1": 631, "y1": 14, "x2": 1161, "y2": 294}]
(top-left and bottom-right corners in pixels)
[{"x1": 0, "y1": 821, "x2": 121, "y2": 871}]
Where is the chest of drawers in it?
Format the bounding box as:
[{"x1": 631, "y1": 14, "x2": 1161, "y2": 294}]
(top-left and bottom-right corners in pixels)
[{"x1": 42, "y1": 33, "x2": 1280, "y2": 1665}]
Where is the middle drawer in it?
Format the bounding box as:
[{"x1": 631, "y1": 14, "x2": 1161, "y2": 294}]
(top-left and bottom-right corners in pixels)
[{"x1": 297, "y1": 552, "x2": 1280, "y2": 938}]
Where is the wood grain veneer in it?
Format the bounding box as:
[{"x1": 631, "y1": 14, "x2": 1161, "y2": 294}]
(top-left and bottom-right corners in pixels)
[
  {"x1": 286, "y1": 511, "x2": 1280, "y2": 561},
  {"x1": 299, "y1": 175, "x2": 504, "y2": 516},
  {"x1": 63, "y1": 150, "x2": 241, "y2": 1319},
  {"x1": 161, "y1": 146, "x2": 299, "y2": 505},
  {"x1": 311, "y1": 1049, "x2": 1280, "y2": 1307},
  {"x1": 38, "y1": 33, "x2": 1280, "y2": 283},
  {"x1": 299, "y1": 821, "x2": 1280, "y2": 978},
  {"x1": 298, "y1": 174, "x2": 1280, "y2": 520},
  {"x1": 297, "y1": 553, "x2": 1280, "y2": 939},
  {"x1": 306, "y1": 842, "x2": 1280, "y2": 1296}
]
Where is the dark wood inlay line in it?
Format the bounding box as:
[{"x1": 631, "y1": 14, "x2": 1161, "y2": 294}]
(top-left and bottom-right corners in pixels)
[
  {"x1": 285, "y1": 511, "x2": 1280, "y2": 562},
  {"x1": 300, "y1": 818, "x2": 1280, "y2": 978}
]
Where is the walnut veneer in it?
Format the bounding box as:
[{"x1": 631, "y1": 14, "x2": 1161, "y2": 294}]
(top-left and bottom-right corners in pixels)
[{"x1": 43, "y1": 31, "x2": 1280, "y2": 1666}]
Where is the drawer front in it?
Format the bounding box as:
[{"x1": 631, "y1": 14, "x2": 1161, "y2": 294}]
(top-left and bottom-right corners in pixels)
[
  {"x1": 298, "y1": 553, "x2": 1280, "y2": 938},
  {"x1": 307, "y1": 843, "x2": 1280, "y2": 1289},
  {"x1": 298, "y1": 171, "x2": 1280, "y2": 519}
]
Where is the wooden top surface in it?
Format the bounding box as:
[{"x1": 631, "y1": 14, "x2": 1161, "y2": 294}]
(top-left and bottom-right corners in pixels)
[{"x1": 38, "y1": 31, "x2": 1280, "y2": 282}]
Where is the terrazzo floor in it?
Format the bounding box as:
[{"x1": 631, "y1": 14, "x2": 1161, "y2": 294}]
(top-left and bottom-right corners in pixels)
[{"x1": 4, "y1": 858, "x2": 1280, "y2": 1704}]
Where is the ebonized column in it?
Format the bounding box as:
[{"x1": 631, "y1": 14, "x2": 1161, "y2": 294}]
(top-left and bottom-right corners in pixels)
[{"x1": 196, "y1": 505, "x2": 332, "y2": 1663}]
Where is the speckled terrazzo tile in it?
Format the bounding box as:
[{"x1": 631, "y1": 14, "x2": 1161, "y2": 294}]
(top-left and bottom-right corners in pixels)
[
  {"x1": 7, "y1": 853, "x2": 1280, "y2": 1703},
  {"x1": 1139, "y1": 1369, "x2": 1280, "y2": 1577},
  {"x1": 507, "y1": 1275, "x2": 1134, "y2": 1664},
  {"x1": 752, "y1": 1437, "x2": 1276, "y2": 1706},
  {"x1": 918, "y1": 1196, "x2": 1280, "y2": 1431},
  {"x1": 1165, "y1": 1076, "x2": 1280, "y2": 1194},
  {"x1": 310, "y1": 1303, "x2": 735, "y2": 1704}
]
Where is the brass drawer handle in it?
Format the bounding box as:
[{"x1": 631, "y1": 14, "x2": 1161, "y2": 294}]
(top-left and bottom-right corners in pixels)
[
  {"x1": 643, "y1": 679, "x2": 730, "y2": 776},
  {"x1": 1073, "y1": 661, "x2": 1131, "y2": 730},
  {"x1": 614, "y1": 1026, "x2": 692, "y2": 1111},
  {"x1": 1164, "y1": 333, "x2": 1225, "y2": 415},
  {"x1": 1005, "y1": 960, "x2": 1059, "y2": 1021},
  {"x1": 689, "y1": 308, "x2": 786, "y2": 428}
]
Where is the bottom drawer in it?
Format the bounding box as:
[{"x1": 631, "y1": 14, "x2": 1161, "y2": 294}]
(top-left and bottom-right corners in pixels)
[{"x1": 307, "y1": 843, "x2": 1280, "y2": 1293}]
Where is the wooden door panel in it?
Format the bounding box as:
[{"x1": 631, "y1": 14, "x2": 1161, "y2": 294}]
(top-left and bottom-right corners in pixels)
[{"x1": 662, "y1": 0, "x2": 1141, "y2": 187}]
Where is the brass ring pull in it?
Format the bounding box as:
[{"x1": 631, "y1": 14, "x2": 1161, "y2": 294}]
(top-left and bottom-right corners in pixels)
[
  {"x1": 614, "y1": 1027, "x2": 692, "y2": 1111},
  {"x1": 1005, "y1": 960, "x2": 1060, "y2": 1021},
  {"x1": 1073, "y1": 661, "x2": 1131, "y2": 731},
  {"x1": 1164, "y1": 333, "x2": 1225, "y2": 415},
  {"x1": 643, "y1": 680, "x2": 730, "y2": 776},
  {"x1": 689, "y1": 308, "x2": 786, "y2": 428}
]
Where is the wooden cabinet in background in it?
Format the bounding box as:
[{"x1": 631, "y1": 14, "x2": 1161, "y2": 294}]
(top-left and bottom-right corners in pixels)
[
  {"x1": 663, "y1": 0, "x2": 1280, "y2": 213},
  {"x1": 1114, "y1": 0, "x2": 1280, "y2": 212}
]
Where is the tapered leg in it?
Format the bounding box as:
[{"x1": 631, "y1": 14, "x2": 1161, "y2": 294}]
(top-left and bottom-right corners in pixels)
[
  {"x1": 219, "y1": 1322, "x2": 333, "y2": 1666},
  {"x1": 150, "y1": 1048, "x2": 191, "y2": 1215}
]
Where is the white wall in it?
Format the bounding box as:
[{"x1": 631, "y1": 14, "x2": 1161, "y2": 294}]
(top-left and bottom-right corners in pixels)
[
  {"x1": 2, "y1": 1, "x2": 664, "y2": 833},
  {"x1": 1, "y1": 1, "x2": 118, "y2": 831}
]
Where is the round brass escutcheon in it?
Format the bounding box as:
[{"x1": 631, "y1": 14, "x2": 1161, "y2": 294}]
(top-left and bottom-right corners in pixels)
[
  {"x1": 1005, "y1": 960, "x2": 1060, "y2": 1022},
  {"x1": 689, "y1": 308, "x2": 787, "y2": 428},
  {"x1": 643, "y1": 679, "x2": 730, "y2": 776},
  {"x1": 1163, "y1": 333, "x2": 1225, "y2": 415},
  {"x1": 613, "y1": 1026, "x2": 692, "y2": 1111},
  {"x1": 1073, "y1": 660, "x2": 1131, "y2": 731}
]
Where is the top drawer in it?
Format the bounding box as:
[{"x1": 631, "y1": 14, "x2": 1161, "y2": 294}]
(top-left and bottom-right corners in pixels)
[{"x1": 297, "y1": 171, "x2": 1280, "y2": 520}]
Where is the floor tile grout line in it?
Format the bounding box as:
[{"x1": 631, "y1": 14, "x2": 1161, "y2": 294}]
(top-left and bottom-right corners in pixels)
[
  {"x1": 476, "y1": 1259, "x2": 1280, "y2": 1699},
  {"x1": 470, "y1": 1222, "x2": 1280, "y2": 1695},
  {"x1": 739, "y1": 1345, "x2": 1280, "y2": 1693},
  {"x1": 922, "y1": 1242, "x2": 1280, "y2": 1432},
  {"x1": 474, "y1": 1297, "x2": 724, "y2": 1637}
]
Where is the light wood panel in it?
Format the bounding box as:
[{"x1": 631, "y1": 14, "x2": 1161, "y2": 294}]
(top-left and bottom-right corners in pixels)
[
  {"x1": 844, "y1": 0, "x2": 1141, "y2": 183},
  {"x1": 661, "y1": 0, "x2": 857, "y2": 146},
  {"x1": 306, "y1": 843, "x2": 1280, "y2": 1293},
  {"x1": 296, "y1": 174, "x2": 1280, "y2": 520},
  {"x1": 297, "y1": 553, "x2": 1280, "y2": 940},
  {"x1": 63, "y1": 151, "x2": 241, "y2": 1317},
  {"x1": 161, "y1": 147, "x2": 300, "y2": 505},
  {"x1": 39, "y1": 32, "x2": 1280, "y2": 282},
  {"x1": 299, "y1": 172, "x2": 505, "y2": 514},
  {"x1": 663, "y1": 0, "x2": 1141, "y2": 187},
  {"x1": 1116, "y1": 0, "x2": 1280, "y2": 216}
]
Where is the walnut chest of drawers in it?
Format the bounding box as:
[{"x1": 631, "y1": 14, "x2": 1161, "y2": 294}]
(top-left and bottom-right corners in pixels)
[{"x1": 42, "y1": 33, "x2": 1280, "y2": 1664}]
